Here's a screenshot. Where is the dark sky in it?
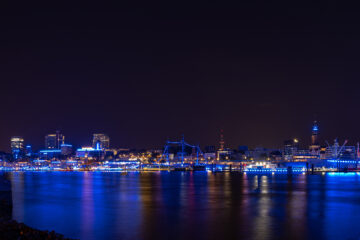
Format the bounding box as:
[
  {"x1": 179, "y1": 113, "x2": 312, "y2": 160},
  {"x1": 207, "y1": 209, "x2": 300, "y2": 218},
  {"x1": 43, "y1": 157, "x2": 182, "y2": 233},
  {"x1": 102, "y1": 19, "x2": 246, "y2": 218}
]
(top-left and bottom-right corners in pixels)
[{"x1": 1, "y1": 1, "x2": 360, "y2": 151}]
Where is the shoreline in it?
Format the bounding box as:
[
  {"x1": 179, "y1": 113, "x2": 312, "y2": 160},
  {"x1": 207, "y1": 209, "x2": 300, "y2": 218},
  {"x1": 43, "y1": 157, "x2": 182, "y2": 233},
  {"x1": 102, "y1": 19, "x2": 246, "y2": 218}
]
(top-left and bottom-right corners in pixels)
[{"x1": 0, "y1": 173, "x2": 73, "y2": 240}]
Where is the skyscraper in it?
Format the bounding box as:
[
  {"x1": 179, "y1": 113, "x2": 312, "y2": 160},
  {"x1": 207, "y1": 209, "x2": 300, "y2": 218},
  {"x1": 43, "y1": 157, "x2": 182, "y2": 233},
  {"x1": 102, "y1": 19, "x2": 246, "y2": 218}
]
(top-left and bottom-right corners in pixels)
[
  {"x1": 11, "y1": 136, "x2": 24, "y2": 159},
  {"x1": 283, "y1": 138, "x2": 299, "y2": 161},
  {"x1": 309, "y1": 121, "x2": 320, "y2": 153},
  {"x1": 92, "y1": 134, "x2": 110, "y2": 150},
  {"x1": 45, "y1": 131, "x2": 65, "y2": 149}
]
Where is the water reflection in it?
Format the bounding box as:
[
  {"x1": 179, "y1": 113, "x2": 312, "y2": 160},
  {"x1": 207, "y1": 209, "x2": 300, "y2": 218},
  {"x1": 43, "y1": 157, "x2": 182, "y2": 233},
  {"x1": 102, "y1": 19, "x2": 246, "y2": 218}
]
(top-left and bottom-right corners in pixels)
[
  {"x1": 80, "y1": 172, "x2": 94, "y2": 240},
  {"x1": 253, "y1": 175, "x2": 272, "y2": 240},
  {"x1": 7, "y1": 172, "x2": 360, "y2": 240},
  {"x1": 9, "y1": 172, "x2": 24, "y2": 221}
]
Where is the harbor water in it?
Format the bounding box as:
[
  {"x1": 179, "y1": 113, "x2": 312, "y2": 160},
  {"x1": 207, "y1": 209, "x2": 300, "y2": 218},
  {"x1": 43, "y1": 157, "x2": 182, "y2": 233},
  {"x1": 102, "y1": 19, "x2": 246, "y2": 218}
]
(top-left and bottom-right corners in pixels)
[{"x1": 6, "y1": 171, "x2": 360, "y2": 240}]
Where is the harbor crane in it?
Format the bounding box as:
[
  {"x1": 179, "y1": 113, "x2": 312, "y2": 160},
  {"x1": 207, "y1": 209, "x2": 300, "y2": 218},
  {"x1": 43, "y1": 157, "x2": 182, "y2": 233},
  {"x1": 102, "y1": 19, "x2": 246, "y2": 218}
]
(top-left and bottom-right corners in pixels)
[
  {"x1": 325, "y1": 138, "x2": 348, "y2": 159},
  {"x1": 161, "y1": 136, "x2": 203, "y2": 165}
]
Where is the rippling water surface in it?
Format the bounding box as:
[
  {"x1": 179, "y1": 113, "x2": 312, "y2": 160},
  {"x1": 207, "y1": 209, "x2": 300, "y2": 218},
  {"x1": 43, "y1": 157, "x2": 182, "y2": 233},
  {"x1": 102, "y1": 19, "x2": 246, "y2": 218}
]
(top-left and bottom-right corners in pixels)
[{"x1": 6, "y1": 171, "x2": 360, "y2": 240}]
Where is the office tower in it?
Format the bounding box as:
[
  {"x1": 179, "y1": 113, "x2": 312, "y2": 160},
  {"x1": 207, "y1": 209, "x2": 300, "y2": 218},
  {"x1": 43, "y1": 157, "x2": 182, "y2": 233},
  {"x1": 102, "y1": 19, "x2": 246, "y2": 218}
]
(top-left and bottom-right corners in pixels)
[
  {"x1": 283, "y1": 138, "x2": 299, "y2": 161},
  {"x1": 92, "y1": 134, "x2": 110, "y2": 150},
  {"x1": 11, "y1": 136, "x2": 24, "y2": 160},
  {"x1": 45, "y1": 131, "x2": 65, "y2": 149}
]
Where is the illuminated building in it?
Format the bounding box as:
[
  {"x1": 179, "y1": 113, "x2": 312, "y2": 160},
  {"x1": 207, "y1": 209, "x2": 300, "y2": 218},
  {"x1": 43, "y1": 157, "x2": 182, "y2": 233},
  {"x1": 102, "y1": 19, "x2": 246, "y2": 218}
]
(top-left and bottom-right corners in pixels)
[
  {"x1": 204, "y1": 146, "x2": 216, "y2": 161},
  {"x1": 269, "y1": 150, "x2": 282, "y2": 161},
  {"x1": 10, "y1": 136, "x2": 25, "y2": 160},
  {"x1": 92, "y1": 134, "x2": 110, "y2": 150},
  {"x1": 204, "y1": 152, "x2": 216, "y2": 161},
  {"x1": 319, "y1": 146, "x2": 327, "y2": 159},
  {"x1": 39, "y1": 149, "x2": 61, "y2": 159},
  {"x1": 217, "y1": 149, "x2": 232, "y2": 161},
  {"x1": 283, "y1": 139, "x2": 299, "y2": 161},
  {"x1": 251, "y1": 147, "x2": 274, "y2": 161},
  {"x1": 25, "y1": 145, "x2": 32, "y2": 157},
  {"x1": 45, "y1": 131, "x2": 65, "y2": 149},
  {"x1": 233, "y1": 146, "x2": 250, "y2": 160},
  {"x1": 76, "y1": 147, "x2": 102, "y2": 159},
  {"x1": 292, "y1": 150, "x2": 318, "y2": 162},
  {"x1": 61, "y1": 144, "x2": 73, "y2": 156},
  {"x1": 309, "y1": 121, "x2": 320, "y2": 154}
]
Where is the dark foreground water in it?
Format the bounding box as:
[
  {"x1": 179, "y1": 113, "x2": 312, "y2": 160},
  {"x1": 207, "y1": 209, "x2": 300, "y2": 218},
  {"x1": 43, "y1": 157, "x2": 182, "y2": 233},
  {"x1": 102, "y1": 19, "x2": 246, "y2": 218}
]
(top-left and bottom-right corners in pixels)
[{"x1": 6, "y1": 171, "x2": 360, "y2": 240}]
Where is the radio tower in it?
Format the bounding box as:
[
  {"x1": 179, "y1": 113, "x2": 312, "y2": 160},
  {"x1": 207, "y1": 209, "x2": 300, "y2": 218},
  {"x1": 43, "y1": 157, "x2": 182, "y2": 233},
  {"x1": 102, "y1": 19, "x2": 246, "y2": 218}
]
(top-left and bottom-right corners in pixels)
[{"x1": 219, "y1": 129, "x2": 225, "y2": 151}]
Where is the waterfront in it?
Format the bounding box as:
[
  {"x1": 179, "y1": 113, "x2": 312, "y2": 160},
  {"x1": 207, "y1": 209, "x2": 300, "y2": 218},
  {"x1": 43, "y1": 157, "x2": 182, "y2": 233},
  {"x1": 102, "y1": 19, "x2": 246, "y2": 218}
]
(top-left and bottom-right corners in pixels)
[{"x1": 6, "y1": 171, "x2": 360, "y2": 240}]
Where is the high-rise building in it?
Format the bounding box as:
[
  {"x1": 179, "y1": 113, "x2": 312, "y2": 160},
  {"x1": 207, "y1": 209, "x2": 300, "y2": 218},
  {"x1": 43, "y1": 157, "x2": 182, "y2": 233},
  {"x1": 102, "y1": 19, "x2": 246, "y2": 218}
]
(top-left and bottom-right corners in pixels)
[
  {"x1": 283, "y1": 139, "x2": 299, "y2": 161},
  {"x1": 309, "y1": 121, "x2": 320, "y2": 153},
  {"x1": 45, "y1": 131, "x2": 65, "y2": 149},
  {"x1": 11, "y1": 136, "x2": 25, "y2": 159},
  {"x1": 92, "y1": 134, "x2": 110, "y2": 150}
]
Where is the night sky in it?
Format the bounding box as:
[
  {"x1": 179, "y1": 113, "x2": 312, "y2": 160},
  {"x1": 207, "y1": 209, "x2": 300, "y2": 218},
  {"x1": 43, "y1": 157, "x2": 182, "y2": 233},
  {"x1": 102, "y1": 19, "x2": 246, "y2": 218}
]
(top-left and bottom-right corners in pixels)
[{"x1": 1, "y1": 1, "x2": 360, "y2": 151}]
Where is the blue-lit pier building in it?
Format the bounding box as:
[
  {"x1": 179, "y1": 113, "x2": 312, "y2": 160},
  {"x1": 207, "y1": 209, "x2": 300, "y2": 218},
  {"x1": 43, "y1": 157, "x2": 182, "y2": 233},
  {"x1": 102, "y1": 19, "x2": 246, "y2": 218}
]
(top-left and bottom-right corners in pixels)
[
  {"x1": 325, "y1": 159, "x2": 359, "y2": 170},
  {"x1": 39, "y1": 149, "x2": 62, "y2": 160},
  {"x1": 61, "y1": 144, "x2": 73, "y2": 156},
  {"x1": 76, "y1": 146, "x2": 103, "y2": 160}
]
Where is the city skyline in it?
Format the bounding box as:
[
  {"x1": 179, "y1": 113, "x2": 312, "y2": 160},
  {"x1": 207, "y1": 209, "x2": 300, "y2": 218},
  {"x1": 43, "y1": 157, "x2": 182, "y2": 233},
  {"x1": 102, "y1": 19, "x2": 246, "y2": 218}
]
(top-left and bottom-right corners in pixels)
[
  {"x1": 3, "y1": 2, "x2": 360, "y2": 240},
  {"x1": 2, "y1": 120, "x2": 360, "y2": 153}
]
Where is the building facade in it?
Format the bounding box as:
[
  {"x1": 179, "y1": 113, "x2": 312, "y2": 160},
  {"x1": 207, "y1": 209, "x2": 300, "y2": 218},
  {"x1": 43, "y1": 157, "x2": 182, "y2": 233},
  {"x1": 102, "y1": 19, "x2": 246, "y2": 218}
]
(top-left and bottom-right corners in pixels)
[
  {"x1": 309, "y1": 121, "x2": 320, "y2": 154},
  {"x1": 45, "y1": 131, "x2": 65, "y2": 149},
  {"x1": 283, "y1": 139, "x2": 299, "y2": 161},
  {"x1": 11, "y1": 136, "x2": 25, "y2": 160},
  {"x1": 92, "y1": 134, "x2": 110, "y2": 150},
  {"x1": 61, "y1": 144, "x2": 73, "y2": 156}
]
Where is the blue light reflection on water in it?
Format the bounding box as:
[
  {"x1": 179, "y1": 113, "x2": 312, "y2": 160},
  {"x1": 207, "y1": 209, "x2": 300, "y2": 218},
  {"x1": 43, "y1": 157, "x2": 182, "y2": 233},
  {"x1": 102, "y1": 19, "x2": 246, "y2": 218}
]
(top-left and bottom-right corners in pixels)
[{"x1": 6, "y1": 171, "x2": 360, "y2": 240}]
